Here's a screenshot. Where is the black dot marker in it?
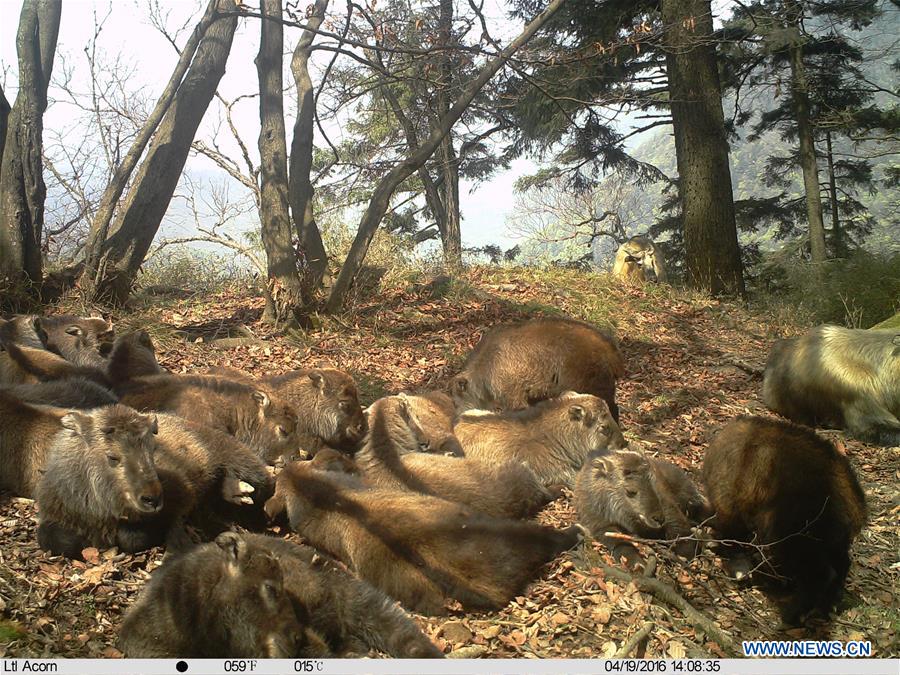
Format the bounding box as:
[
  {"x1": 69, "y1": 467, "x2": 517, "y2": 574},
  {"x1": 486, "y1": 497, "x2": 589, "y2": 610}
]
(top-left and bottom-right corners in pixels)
[{"x1": 176, "y1": 661, "x2": 189, "y2": 673}]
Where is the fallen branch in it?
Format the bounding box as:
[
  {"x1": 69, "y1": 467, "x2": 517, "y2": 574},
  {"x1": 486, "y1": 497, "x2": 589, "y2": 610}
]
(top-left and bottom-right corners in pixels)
[
  {"x1": 614, "y1": 621, "x2": 654, "y2": 658},
  {"x1": 583, "y1": 548, "x2": 736, "y2": 655}
]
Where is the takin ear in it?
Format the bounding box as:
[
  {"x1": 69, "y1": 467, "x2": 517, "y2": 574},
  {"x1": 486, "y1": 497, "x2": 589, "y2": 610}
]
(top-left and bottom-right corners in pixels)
[
  {"x1": 263, "y1": 493, "x2": 286, "y2": 521},
  {"x1": 137, "y1": 330, "x2": 154, "y2": 349},
  {"x1": 308, "y1": 370, "x2": 325, "y2": 391},
  {"x1": 32, "y1": 317, "x2": 49, "y2": 347},
  {"x1": 568, "y1": 404, "x2": 585, "y2": 422},
  {"x1": 145, "y1": 414, "x2": 159, "y2": 435},
  {"x1": 252, "y1": 390, "x2": 271, "y2": 410},
  {"x1": 591, "y1": 456, "x2": 612, "y2": 477},
  {"x1": 61, "y1": 411, "x2": 92, "y2": 435},
  {"x1": 215, "y1": 531, "x2": 248, "y2": 568},
  {"x1": 64, "y1": 325, "x2": 84, "y2": 336},
  {"x1": 396, "y1": 394, "x2": 412, "y2": 421}
]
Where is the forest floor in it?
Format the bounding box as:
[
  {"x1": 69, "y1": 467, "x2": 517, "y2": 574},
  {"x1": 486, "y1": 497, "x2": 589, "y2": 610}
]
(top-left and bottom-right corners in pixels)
[{"x1": 1, "y1": 266, "x2": 898, "y2": 658}]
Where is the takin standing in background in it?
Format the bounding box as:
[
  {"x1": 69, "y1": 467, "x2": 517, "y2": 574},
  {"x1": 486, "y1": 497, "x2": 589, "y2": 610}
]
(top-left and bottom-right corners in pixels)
[
  {"x1": 450, "y1": 318, "x2": 625, "y2": 422},
  {"x1": 204, "y1": 366, "x2": 366, "y2": 457},
  {"x1": 703, "y1": 416, "x2": 867, "y2": 625},
  {"x1": 35, "y1": 407, "x2": 273, "y2": 558},
  {"x1": 117, "y1": 374, "x2": 299, "y2": 462},
  {"x1": 574, "y1": 449, "x2": 710, "y2": 566},
  {"x1": 454, "y1": 392, "x2": 627, "y2": 487},
  {"x1": 118, "y1": 532, "x2": 307, "y2": 657},
  {"x1": 763, "y1": 326, "x2": 900, "y2": 446},
  {"x1": 264, "y1": 459, "x2": 582, "y2": 615},
  {"x1": 612, "y1": 236, "x2": 668, "y2": 284},
  {"x1": 355, "y1": 396, "x2": 558, "y2": 519}
]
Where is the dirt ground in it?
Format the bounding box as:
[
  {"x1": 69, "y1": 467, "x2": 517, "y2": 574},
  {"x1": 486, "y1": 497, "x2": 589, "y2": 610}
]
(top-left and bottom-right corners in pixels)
[{"x1": 1, "y1": 267, "x2": 897, "y2": 658}]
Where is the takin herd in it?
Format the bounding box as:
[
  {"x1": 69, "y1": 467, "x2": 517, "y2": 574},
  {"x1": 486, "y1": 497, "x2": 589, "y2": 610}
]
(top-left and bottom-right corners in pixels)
[{"x1": 0, "y1": 308, "x2": 897, "y2": 658}]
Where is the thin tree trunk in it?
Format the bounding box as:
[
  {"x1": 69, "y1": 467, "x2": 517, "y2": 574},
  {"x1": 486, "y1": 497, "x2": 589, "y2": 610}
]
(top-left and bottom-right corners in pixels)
[
  {"x1": 288, "y1": 0, "x2": 330, "y2": 294},
  {"x1": 787, "y1": 25, "x2": 827, "y2": 265},
  {"x1": 380, "y1": 84, "x2": 449, "y2": 242},
  {"x1": 89, "y1": 0, "x2": 238, "y2": 304},
  {"x1": 824, "y1": 130, "x2": 844, "y2": 257},
  {"x1": 325, "y1": 0, "x2": 568, "y2": 313},
  {"x1": 257, "y1": 0, "x2": 306, "y2": 327},
  {"x1": 0, "y1": 84, "x2": 10, "y2": 187},
  {"x1": 79, "y1": 0, "x2": 225, "y2": 294},
  {"x1": 0, "y1": 0, "x2": 61, "y2": 290},
  {"x1": 435, "y1": 0, "x2": 462, "y2": 267},
  {"x1": 661, "y1": 0, "x2": 744, "y2": 296}
]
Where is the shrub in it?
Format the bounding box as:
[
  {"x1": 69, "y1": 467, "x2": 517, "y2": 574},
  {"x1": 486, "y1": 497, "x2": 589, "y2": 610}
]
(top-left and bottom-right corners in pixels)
[{"x1": 757, "y1": 250, "x2": 900, "y2": 328}]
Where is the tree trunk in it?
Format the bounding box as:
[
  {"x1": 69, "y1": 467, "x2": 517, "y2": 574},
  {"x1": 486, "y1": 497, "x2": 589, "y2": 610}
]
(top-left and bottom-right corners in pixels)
[
  {"x1": 660, "y1": 0, "x2": 745, "y2": 296},
  {"x1": 288, "y1": 0, "x2": 330, "y2": 294},
  {"x1": 379, "y1": 83, "x2": 449, "y2": 245},
  {"x1": 88, "y1": 0, "x2": 238, "y2": 304},
  {"x1": 0, "y1": 0, "x2": 61, "y2": 291},
  {"x1": 435, "y1": 0, "x2": 462, "y2": 267},
  {"x1": 257, "y1": 0, "x2": 306, "y2": 327},
  {"x1": 325, "y1": 0, "x2": 568, "y2": 313},
  {"x1": 80, "y1": 0, "x2": 225, "y2": 294},
  {"x1": 0, "y1": 84, "x2": 10, "y2": 187},
  {"x1": 824, "y1": 130, "x2": 844, "y2": 257},
  {"x1": 787, "y1": 23, "x2": 827, "y2": 265}
]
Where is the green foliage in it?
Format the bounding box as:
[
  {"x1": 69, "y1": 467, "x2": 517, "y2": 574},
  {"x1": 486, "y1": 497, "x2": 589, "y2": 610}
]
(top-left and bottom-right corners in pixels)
[
  {"x1": 760, "y1": 250, "x2": 900, "y2": 328},
  {"x1": 0, "y1": 621, "x2": 26, "y2": 643}
]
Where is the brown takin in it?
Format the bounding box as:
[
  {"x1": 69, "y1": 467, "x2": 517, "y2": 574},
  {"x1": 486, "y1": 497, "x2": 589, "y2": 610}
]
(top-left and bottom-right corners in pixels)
[
  {"x1": 38, "y1": 314, "x2": 114, "y2": 366},
  {"x1": 703, "y1": 416, "x2": 867, "y2": 625},
  {"x1": 574, "y1": 449, "x2": 710, "y2": 565},
  {"x1": 0, "y1": 315, "x2": 49, "y2": 385},
  {"x1": 453, "y1": 392, "x2": 627, "y2": 487},
  {"x1": 3, "y1": 379, "x2": 118, "y2": 409},
  {"x1": 397, "y1": 390, "x2": 462, "y2": 456},
  {"x1": 117, "y1": 374, "x2": 299, "y2": 462},
  {"x1": 0, "y1": 328, "x2": 160, "y2": 389},
  {"x1": 204, "y1": 366, "x2": 366, "y2": 457},
  {"x1": 0, "y1": 391, "x2": 69, "y2": 497},
  {"x1": 450, "y1": 318, "x2": 625, "y2": 422},
  {"x1": 118, "y1": 532, "x2": 308, "y2": 657},
  {"x1": 242, "y1": 534, "x2": 443, "y2": 657},
  {"x1": 265, "y1": 459, "x2": 582, "y2": 615},
  {"x1": 763, "y1": 325, "x2": 900, "y2": 446},
  {"x1": 355, "y1": 395, "x2": 557, "y2": 519},
  {"x1": 35, "y1": 408, "x2": 273, "y2": 558}
]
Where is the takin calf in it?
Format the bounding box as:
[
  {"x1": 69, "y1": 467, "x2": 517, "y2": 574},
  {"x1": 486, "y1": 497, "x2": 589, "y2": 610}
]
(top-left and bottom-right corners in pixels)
[
  {"x1": 204, "y1": 366, "x2": 366, "y2": 457},
  {"x1": 36, "y1": 407, "x2": 273, "y2": 558},
  {"x1": 117, "y1": 373, "x2": 299, "y2": 462},
  {"x1": 450, "y1": 318, "x2": 624, "y2": 422},
  {"x1": 354, "y1": 396, "x2": 557, "y2": 519},
  {"x1": 118, "y1": 532, "x2": 306, "y2": 657},
  {"x1": 703, "y1": 416, "x2": 867, "y2": 625},
  {"x1": 453, "y1": 392, "x2": 627, "y2": 487},
  {"x1": 265, "y1": 459, "x2": 582, "y2": 615},
  {"x1": 763, "y1": 325, "x2": 900, "y2": 446},
  {"x1": 574, "y1": 449, "x2": 710, "y2": 565},
  {"x1": 397, "y1": 390, "x2": 462, "y2": 456}
]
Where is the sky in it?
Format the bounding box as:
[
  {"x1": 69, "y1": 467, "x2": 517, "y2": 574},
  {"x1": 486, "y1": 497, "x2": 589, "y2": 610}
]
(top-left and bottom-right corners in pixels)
[{"x1": 0, "y1": 0, "x2": 733, "y2": 255}]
